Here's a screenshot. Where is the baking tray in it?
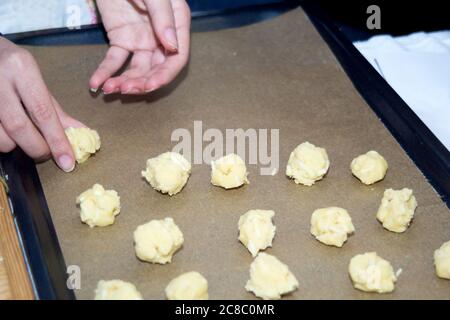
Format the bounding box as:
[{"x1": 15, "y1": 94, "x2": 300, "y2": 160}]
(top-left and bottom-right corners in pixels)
[{"x1": 1, "y1": 4, "x2": 449, "y2": 299}]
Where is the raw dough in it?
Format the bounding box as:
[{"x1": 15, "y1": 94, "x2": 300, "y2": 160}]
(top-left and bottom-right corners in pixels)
[
  {"x1": 133, "y1": 218, "x2": 184, "y2": 264},
  {"x1": 211, "y1": 153, "x2": 249, "y2": 189},
  {"x1": 165, "y1": 271, "x2": 209, "y2": 300},
  {"x1": 350, "y1": 150, "x2": 388, "y2": 185},
  {"x1": 141, "y1": 152, "x2": 191, "y2": 196},
  {"x1": 376, "y1": 188, "x2": 417, "y2": 233},
  {"x1": 245, "y1": 253, "x2": 299, "y2": 300},
  {"x1": 94, "y1": 280, "x2": 143, "y2": 300},
  {"x1": 434, "y1": 241, "x2": 450, "y2": 280},
  {"x1": 286, "y1": 142, "x2": 329, "y2": 186},
  {"x1": 238, "y1": 209, "x2": 276, "y2": 257},
  {"x1": 76, "y1": 184, "x2": 120, "y2": 228},
  {"x1": 65, "y1": 127, "x2": 101, "y2": 164},
  {"x1": 310, "y1": 207, "x2": 355, "y2": 247},
  {"x1": 348, "y1": 252, "x2": 397, "y2": 293}
]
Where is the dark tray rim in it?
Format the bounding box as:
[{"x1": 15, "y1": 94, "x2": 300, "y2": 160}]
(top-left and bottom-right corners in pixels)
[{"x1": 302, "y1": 1, "x2": 449, "y2": 205}]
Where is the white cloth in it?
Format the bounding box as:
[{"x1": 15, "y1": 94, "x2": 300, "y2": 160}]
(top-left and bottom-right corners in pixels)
[
  {"x1": 0, "y1": 0, "x2": 98, "y2": 34},
  {"x1": 354, "y1": 32, "x2": 450, "y2": 151}
]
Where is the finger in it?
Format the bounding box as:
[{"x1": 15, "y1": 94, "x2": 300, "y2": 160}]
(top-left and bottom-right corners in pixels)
[
  {"x1": 143, "y1": 50, "x2": 185, "y2": 92},
  {"x1": 104, "y1": 51, "x2": 153, "y2": 94},
  {"x1": 120, "y1": 51, "x2": 153, "y2": 94},
  {"x1": 89, "y1": 46, "x2": 130, "y2": 93},
  {"x1": 13, "y1": 65, "x2": 76, "y2": 172},
  {"x1": 144, "y1": 0, "x2": 178, "y2": 52},
  {"x1": 104, "y1": 73, "x2": 143, "y2": 95},
  {"x1": 151, "y1": 46, "x2": 167, "y2": 67},
  {"x1": 171, "y1": 0, "x2": 191, "y2": 54},
  {"x1": 0, "y1": 124, "x2": 16, "y2": 153},
  {"x1": 143, "y1": 65, "x2": 174, "y2": 92},
  {"x1": 102, "y1": 75, "x2": 128, "y2": 94},
  {"x1": 120, "y1": 77, "x2": 147, "y2": 94},
  {"x1": 0, "y1": 83, "x2": 50, "y2": 159},
  {"x1": 130, "y1": 0, "x2": 147, "y2": 12},
  {"x1": 51, "y1": 96, "x2": 87, "y2": 129},
  {"x1": 144, "y1": 0, "x2": 190, "y2": 92},
  {"x1": 129, "y1": 51, "x2": 153, "y2": 74}
]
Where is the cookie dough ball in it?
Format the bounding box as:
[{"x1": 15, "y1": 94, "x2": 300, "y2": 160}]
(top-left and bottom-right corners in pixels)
[
  {"x1": 211, "y1": 153, "x2": 249, "y2": 189},
  {"x1": 376, "y1": 188, "x2": 417, "y2": 233},
  {"x1": 286, "y1": 142, "x2": 329, "y2": 186},
  {"x1": 238, "y1": 210, "x2": 276, "y2": 257},
  {"x1": 245, "y1": 253, "x2": 299, "y2": 300},
  {"x1": 76, "y1": 184, "x2": 120, "y2": 228},
  {"x1": 310, "y1": 207, "x2": 355, "y2": 247},
  {"x1": 348, "y1": 252, "x2": 397, "y2": 293},
  {"x1": 350, "y1": 151, "x2": 388, "y2": 185},
  {"x1": 165, "y1": 271, "x2": 209, "y2": 300},
  {"x1": 65, "y1": 127, "x2": 101, "y2": 164},
  {"x1": 141, "y1": 152, "x2": 191, "y2": 196},
  {"x1": 434, "y1": 241, "x2": 450, "y2": 280},
  {"x1": 94, "y1": 280, "x2": 143, "y2": 300},
  {"x1": 134, "y1": 218, "x2": 184, "y2": 264}
]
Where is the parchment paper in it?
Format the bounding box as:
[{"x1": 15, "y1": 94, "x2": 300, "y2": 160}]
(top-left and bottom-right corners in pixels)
[{"x1": 34, "y1": 8, "x2": 450, "y2": 299}]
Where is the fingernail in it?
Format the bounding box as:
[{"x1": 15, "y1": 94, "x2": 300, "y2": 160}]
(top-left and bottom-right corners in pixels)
[
  {"x1": 90, "y1": 87, "x2": 98, "y2": 93},
  {"x1": 58, "y1": 154, "x2": 75, "y2": 172},
  {"x1": 164, "y1": 28, "x2": 178, "y2": 50},
  {"x1": 123, "y1": 88, "x2": 140, "y2": 94},
  {"x1": 145, "y1": 87, "x2": 157, "y2": 93}
]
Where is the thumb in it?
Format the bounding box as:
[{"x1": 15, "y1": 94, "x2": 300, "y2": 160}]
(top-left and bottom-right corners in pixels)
[{"x1": 144, "y1": 0, "x2": 179, "y2": 52}]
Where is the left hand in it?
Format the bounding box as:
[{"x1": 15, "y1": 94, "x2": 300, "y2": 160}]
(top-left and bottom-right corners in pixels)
[{"x1": 90, "y1": 0, "x2": 191, "y2": 95}]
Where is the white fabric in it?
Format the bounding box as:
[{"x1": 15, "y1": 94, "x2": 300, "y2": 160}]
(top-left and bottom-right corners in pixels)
[
  {"x1": 354, "y1": 32, "x2": 450, "y2": 151},
  {"x1": 0, "y1": 0, "x2": 98, "y2": 34}
]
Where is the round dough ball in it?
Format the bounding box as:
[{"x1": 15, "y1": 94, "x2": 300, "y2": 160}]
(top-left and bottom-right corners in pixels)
[
  {"x1": 348, "y1": 252, "x2": 397, "y2": 293},
  {"x1": 376, "y1": 188, "x2": 417, "y2": 233},
  {"x1": 310, "y1": 207, "x2": 355, "y2": 247},
  {"x1": 65, "y1": 127, "x2": 101, "y2": 164},
  {"x1": 76, "y1": 184, "x2": 120, "y2": 228},
  {"x1": 238, "y1": 209, "x2": 276, "y2": 257},
  {"x1": 350, "y1": 151, "x2": 388, "y2": 185},
  {"x1": 434, "y1": 241, "x2": 450, "y2": 280},
  {"x1": 245, "y1": 253, "x2": 299, "y2": 300},
  {"x1": 94, "y1": 280, "x2": 143, "y2": 300},
  {"x1": 141, "y1": 152, "x2": 191, "y2": 196},
  {"x1": 133, "y1": 218, "x2": 184, "y2": 264},
  {"x1": 165, "y1": 271, "x2": 209, "y2": 300},
  {"x1": 286, "y1": 142, "x2": 329, "y2": 186},
  {"x1": 211, "y1": 153, "x2": 249, "y2": 189}
]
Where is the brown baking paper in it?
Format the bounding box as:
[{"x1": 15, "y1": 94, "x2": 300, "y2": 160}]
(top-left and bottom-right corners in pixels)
[{"x1": 34, "y1": 8, "x2": 450, "y2": 299}]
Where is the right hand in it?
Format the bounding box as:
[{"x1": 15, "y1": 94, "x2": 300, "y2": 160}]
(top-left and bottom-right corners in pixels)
[
  {"x1": 0, "y1": 37, "x2": 85, "y2": 172},
  {"x1": 90, "y1": 0, "x2": 191, "y2": 94}
]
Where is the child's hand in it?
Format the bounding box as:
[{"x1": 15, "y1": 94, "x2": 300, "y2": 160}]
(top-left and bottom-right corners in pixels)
[
  {"x1": 90, "y1": 0, "x2": 191, "y2": 95},
  {"x1": 0, "y1": 37, "x2": 85, "y2": 171}
]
